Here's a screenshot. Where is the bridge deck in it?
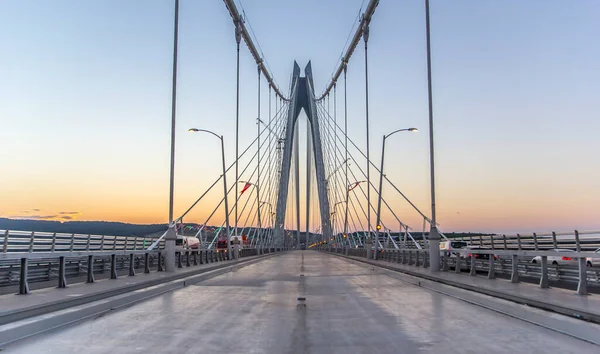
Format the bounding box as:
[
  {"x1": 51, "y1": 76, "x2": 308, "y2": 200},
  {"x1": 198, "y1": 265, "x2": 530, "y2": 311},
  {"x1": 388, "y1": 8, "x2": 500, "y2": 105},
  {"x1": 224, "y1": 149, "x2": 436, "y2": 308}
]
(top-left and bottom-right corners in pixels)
[{"x1": 7, "y1": 251, "x2": 600, "y2": 353}]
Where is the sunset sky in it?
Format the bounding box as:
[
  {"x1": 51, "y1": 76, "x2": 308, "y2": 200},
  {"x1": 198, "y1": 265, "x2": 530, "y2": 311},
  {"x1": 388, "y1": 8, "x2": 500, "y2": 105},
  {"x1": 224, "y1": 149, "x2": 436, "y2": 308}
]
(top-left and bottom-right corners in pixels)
[{"x1": 1, "y1": 0, "x2": 599, "y2": 234}]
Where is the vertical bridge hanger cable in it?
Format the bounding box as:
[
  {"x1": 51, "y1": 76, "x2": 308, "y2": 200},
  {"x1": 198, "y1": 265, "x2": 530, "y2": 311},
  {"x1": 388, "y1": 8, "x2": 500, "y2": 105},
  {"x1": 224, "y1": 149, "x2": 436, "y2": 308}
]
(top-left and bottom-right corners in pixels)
[{"x1": 222, "y1": 0, "x2": 289, "y2": 101}]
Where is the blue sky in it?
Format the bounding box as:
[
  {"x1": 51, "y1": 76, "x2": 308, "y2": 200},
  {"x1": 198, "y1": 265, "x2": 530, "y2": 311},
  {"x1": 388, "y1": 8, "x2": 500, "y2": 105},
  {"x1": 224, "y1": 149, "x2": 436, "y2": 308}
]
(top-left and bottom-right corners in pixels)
[{"x1": 1, "y1": 0, "x2": 599, "y2": 233}]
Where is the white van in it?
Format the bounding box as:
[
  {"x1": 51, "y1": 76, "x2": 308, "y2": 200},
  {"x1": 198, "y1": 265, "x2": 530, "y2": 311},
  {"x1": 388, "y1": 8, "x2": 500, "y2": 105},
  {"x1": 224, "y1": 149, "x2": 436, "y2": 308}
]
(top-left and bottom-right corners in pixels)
[{"x1": 440, "y1": 240, "x2": 468, "y2": 251}]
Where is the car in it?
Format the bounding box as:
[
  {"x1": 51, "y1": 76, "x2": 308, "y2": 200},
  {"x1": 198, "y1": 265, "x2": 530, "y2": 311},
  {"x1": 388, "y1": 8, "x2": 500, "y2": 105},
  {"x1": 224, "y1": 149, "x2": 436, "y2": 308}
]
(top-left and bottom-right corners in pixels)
[
  {"x1": 531, "y1": 248, "x2": 578, "y2": 266},
  {"x1": 586, "y1": 248, "x2": 600, "y2": 267},
  {"x1": 464, "y1": 246, "x2": 497, "y2": 260},
  {"x1": 440, "y1": 240, "x2": 468, "y2": 260},
  {"x1": 440, "y1": 240, "x2": 468, "y2": 252}
]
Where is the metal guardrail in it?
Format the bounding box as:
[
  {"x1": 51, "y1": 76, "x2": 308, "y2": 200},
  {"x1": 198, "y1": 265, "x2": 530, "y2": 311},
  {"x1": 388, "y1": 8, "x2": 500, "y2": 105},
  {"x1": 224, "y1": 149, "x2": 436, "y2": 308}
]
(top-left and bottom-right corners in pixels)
[
  {"x1": 1, "y1": 229, "x2": 288, "y2": 295},
  {"x1": 327, "y1": 245, "x2": 600, "y2": 296},
  {"x1": 444, "y1": 230, "x2": 600, "y2": 251},
  {"x1": 1, "y1": 229, "x2": 165, "y2": 254}
]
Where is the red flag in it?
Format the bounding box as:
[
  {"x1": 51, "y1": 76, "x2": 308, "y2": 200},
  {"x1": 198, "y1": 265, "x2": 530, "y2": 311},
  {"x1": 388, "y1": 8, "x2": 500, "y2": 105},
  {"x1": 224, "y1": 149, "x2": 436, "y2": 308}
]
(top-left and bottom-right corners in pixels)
[
  {"x1": 348, "y1": 181, "x2": 361, "y2": 192},
  {"x1": 240, "y1": 182, "x2": 252, "y2": 195}
]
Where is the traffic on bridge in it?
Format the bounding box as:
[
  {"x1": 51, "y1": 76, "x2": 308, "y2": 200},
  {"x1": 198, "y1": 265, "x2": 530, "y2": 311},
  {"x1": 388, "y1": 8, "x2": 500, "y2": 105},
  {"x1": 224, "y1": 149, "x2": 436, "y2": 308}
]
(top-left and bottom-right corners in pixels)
[{"x1": 1, "y1": 0, "x2": 599, "y2": 353}]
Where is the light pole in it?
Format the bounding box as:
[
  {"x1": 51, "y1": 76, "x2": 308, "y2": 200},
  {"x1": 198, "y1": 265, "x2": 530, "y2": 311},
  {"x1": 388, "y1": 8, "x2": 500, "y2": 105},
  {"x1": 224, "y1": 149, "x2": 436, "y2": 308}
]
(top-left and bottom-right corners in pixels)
[
  {"x1": 425, "y1": 0, "x2": 440, "y2": 272},
  {"x1": 165, "y1": 0, "x2": 180, "y2": 273},
  {"x1": 239, "y1": 180, "x2": 262, "y2": 251},
  {"x1": 332, "y1": 201, "x2": 345, "y2": 247},
  {"x1": 259, "y1": 200, "x2": 273, "y2": 249},
  {"x1": 374, "y1": 128, "x2": 417, "y2": 260},
  {"x1": 347, "y1": 180, "x2": 366, "y2": 251},
  {"x1": 188, "y1": 128, "x2": 232, "y2": 259}
]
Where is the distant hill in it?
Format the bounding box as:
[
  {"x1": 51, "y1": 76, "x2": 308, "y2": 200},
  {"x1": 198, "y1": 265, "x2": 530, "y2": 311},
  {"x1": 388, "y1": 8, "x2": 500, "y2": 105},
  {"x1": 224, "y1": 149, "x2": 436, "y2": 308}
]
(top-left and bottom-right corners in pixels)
[
  {"x1": 0, "y1": 218, "x2": 491, "y2": 239},
  {"x1": 0, "y1": 218, "x2": 168, "y2": 237}
]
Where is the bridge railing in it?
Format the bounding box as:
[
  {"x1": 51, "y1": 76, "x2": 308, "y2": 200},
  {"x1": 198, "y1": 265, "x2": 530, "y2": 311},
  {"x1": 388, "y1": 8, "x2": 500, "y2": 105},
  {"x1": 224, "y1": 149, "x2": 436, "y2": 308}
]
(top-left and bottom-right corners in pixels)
[
  {"x1": 1, "y1": 230, "x2": 285, "y2": 295},
  {"x1": 1, "y1": 229, "x2": 165, "y2": 254},
  {"x1": 449, "y1": 230, "x2": 600, "y2": 251},
  {"x1": 323, "y1": 230, "x2": 600, "y2": 296},
  {"x1": 363, "y1": 247, "x2": 600, "y2": 296}
]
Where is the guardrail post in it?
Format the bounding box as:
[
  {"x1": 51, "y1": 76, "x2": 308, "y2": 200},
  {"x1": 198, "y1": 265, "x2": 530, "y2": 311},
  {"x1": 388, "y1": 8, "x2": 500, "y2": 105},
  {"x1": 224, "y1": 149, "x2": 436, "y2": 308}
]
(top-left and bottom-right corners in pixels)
[
  {"x1": 58, "y1": 256, "x2": 67, "y2": 288},
  {"x1": 511, "y1": 254, "x2": 519, "y2": 283},
  {"x1": 87, "y1": 255, "x2": 95, "y2": 283},
  {"x1": 488, "y1": 255, "x2": 495, "y2": 279},
  {"x1": 533, "y1": 232, "x2": 538, "y2": 251},
  {"x1": 577, "y1": 257, "x2": 588, "y2": 295},
  {"x1": 69, "y1": 233, "x2": 75, "y2": 252},
  {"x1": 408, "y1": 250, "x2": 412, "y2": 265},
  {"x1": 157, "y1": 252, "x2": 164, "y2": 271},
  {"x1": 502, "y1": 234, "x2": 507, "y2": 250},
  {"x1": 442, "y1": 252, "x2": 448, "y2": 271},
  {"x1": 110, "y1": 254, "x2": 118, "y2": 279},
  {"x1": 199, "y1": 250, "x2": 205, "y2": 264},
  {"x1": 552, "y1": 231, "x2": 557, "y2": 249},
  {"x1": 124, "y1": 236, "x2": 129, "y2": 251},
  {"x1": 100, "y1": 235, "x2": 105, "y2": 251},
  {"x1": 516, "y1": 234, "x2": 522, "y2": 251},
  {"x1": 134, "y1": 237, "x2": 138, "y2": 251},
  {"x1": 575, "y1": 230, "x2": 587, "y2": 295},
  {"x1": 129, "y1": 254, "x2": 135, "y2": 276},
  {"x1": 86, "y1": 234, "x2": 91, "y2": 252},
  {"x1": 574, "y1": 229, "x2": 581, "y2": 252},
  {"x1": 2, "y1": 230, "x2": 8, "y2": 253},
  {"x1": 455, "y1": 254, "x2": 461, "y2": 273},
  {"x1": 144, "y1": 253, "x2": 150, "y2": 273},
  {"x1": 193, "y1": 251, "x2": 198, "y2": 265},
  {"x1": 185, "y1": 251, "x2": 191, "y2": 267},
  {"x1": 539, "y1": 255, "x2": 548, "y2": 288},
  {"x1": 177, "y1": 252, "x2": 183, "y2": 268},
  {"x1": 470, "y1": 255, "x2": 476, "y2": 276},
  {"x1": 28, "y1": 231, "x2": 35, "y2": 252},
  {"x1": 19, "y1": 258, "x2": 29, "y2": 295},
  {"x1": 415, "y1": 251, "x2": 421, "y2": 267}
]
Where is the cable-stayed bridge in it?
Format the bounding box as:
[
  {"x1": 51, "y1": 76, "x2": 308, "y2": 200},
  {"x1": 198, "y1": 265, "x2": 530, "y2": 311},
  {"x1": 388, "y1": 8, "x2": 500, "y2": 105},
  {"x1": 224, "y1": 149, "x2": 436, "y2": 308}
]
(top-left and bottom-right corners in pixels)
[{"x1": 1, "y1": 0, "x2": 600, "y2": 352}]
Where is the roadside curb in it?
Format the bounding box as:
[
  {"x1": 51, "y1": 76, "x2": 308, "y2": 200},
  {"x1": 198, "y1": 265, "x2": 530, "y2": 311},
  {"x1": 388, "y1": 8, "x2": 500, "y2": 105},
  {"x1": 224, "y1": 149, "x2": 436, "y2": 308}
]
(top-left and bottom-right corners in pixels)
[
  {"x1": 328, "y1": 252, "x2": 600, "y2": 324},
  {"x1": 0, "y1": 253, "x2": 278, "y2": 327}
]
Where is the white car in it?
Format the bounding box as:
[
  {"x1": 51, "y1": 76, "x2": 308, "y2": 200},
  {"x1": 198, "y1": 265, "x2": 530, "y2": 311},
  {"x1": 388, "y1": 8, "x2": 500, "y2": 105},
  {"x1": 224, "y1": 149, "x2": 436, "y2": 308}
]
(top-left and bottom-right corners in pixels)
[
  {"x1": 531, "y1": 249, "x2": 578, "y2": 266},
  {"x1": 586, "y1": 248, "x2": 600, "y2": 267}
]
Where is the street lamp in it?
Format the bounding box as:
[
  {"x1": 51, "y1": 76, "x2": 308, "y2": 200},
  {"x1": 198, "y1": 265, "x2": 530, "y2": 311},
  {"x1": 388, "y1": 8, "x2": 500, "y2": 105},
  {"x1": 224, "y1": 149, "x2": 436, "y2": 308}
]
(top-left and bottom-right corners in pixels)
[
  {"x1": 257, "y1": 118, "x2": 280, "y2": 140},
  {"x1": 188, "y1": 128, "x2": 233, "y2": 259},
  {"x1": 374, "y1": 127, "x2": 417, "y2": 260}
]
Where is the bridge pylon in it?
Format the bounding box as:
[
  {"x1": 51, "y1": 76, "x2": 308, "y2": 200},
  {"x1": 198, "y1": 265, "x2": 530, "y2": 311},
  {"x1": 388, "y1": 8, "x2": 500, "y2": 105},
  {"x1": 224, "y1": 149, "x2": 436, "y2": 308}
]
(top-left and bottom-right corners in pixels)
[{"x1": 274, "y1": 61, "x2": 332, "y2": 246}]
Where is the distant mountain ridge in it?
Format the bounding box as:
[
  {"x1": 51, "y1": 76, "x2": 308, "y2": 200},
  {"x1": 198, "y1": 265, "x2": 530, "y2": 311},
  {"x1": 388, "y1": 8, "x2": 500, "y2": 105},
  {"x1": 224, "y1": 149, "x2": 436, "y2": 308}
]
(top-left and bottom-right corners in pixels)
[{"x1": 0, "y1": 218, "x2": 168, "y2": 237}]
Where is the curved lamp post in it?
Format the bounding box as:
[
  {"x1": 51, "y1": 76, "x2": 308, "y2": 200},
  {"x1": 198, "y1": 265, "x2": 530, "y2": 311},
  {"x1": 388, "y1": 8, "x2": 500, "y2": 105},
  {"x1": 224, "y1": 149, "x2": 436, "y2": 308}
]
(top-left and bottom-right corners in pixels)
[
  {"x1": 374, "y1": 128, "x2": 417, "y2": 260},
  {"x1": 188, "y1": 128, "x2": 233, "y2": 259}
]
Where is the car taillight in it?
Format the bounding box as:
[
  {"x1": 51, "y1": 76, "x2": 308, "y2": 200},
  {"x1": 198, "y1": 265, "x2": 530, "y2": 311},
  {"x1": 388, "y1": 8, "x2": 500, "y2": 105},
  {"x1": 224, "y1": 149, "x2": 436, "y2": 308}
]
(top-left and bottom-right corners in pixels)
[{"x1": 562, "y1": 256, "x2": 572, "y2": 261}]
